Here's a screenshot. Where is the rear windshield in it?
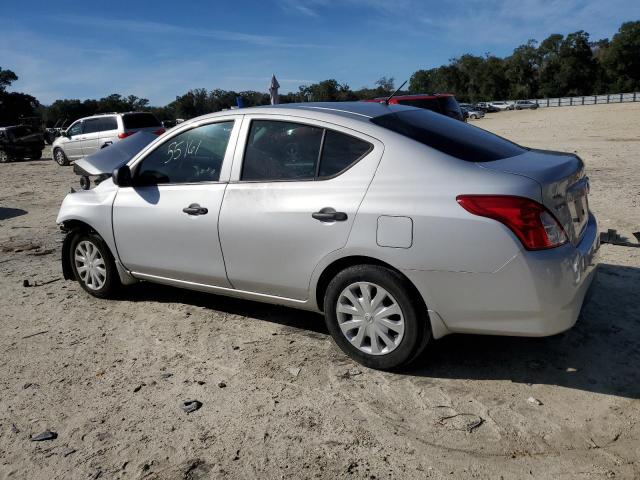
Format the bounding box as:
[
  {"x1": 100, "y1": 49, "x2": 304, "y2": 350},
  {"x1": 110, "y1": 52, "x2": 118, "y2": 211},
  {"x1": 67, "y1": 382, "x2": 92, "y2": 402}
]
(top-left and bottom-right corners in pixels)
[
  {"x1": 396, "y1": 98, "x2": 440, "y2": 112},
  {"x1": 122, "y1": 113, "x2": 161, "y2": 129},
  {"x1": 371, "y1": 109, "x2": 526, "y2": 162}
]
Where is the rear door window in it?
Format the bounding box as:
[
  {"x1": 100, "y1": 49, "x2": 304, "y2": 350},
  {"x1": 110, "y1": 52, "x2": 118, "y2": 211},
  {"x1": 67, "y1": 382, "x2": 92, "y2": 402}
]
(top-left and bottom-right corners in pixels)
[
  {"x1": 241, "y1": 120, "x2": 373, "y2": 181},
  {"x1": 83, "y1": 118, "x2": 102, "y2": 134},
  {"x1": 242, "y1": 121, "x2": 323, "y2": 181},
  {"x1": 123, "y1": 113, "x2": 161, "y2": 130},
  {"x1": 100, "y1": 116, "x2": 118, "y2": 131},
  {"x1": 371, "y1": 109, "x2": 525, "y2": 162}
]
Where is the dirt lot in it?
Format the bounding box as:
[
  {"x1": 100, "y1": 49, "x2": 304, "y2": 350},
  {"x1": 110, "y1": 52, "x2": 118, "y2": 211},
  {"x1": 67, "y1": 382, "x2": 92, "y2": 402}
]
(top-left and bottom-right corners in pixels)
[{"x1": 1, "y1": 103, "x2": 639, "y2": 479}]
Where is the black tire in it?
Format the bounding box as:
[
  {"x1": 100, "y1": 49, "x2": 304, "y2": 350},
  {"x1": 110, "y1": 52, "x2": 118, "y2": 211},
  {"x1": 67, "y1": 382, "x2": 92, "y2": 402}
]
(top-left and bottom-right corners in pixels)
[
  {"x1": 323, "y1": 265, "x2": 431, "y2": 370},
  {"x1": 54, "y1": 148, "x2": 69, "y2": 166},
  {"x1": 69, "y1": 231, "x2": 121, "y2": 299},
  {"x1": 0, "y1": 150, "x2": 9, "y2": 163},
  {"x1": 30, "y1": 150, "x2": 42, "y2": 160}
]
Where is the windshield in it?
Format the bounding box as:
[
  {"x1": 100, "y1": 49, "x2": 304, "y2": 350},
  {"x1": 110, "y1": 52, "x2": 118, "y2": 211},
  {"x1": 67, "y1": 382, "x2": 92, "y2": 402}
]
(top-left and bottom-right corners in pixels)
[{"x1": 371, "y1": 109, "x2": 526, "y2": 162}]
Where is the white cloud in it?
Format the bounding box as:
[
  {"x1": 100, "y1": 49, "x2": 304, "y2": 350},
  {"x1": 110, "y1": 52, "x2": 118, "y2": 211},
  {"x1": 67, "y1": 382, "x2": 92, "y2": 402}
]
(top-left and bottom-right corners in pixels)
[{"x1": 51, "y1": 14, "x2": 328, "y2": 49}]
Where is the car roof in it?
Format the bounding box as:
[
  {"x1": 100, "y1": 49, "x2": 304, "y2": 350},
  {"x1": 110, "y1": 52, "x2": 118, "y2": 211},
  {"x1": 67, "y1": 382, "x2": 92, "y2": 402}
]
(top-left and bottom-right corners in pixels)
[
  {"x1": 191, "y1": 101, "x2": 420, "y2": 126},
  {"x1": 363, "y1": 93, "x2": 454, "y2": 102},
  {"x1": 79, "y1": 111, "x2": 156, "y2": 121}
]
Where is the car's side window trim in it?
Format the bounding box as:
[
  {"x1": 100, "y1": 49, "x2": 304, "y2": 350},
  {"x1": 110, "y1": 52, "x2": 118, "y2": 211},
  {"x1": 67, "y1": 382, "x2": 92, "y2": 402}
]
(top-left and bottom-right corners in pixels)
[{"x1": 237, "y1": 118, "x2": 374, "y2": 184}]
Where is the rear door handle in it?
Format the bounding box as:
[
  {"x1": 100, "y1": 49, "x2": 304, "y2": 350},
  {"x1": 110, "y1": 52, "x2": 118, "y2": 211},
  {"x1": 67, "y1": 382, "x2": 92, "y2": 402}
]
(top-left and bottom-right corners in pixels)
[
  {"x1": 312, "y1": 207, "x2": 348, "y2": 222},
  {"x1": 183, "y1": 203, "x2": 208, "y2": 216}
]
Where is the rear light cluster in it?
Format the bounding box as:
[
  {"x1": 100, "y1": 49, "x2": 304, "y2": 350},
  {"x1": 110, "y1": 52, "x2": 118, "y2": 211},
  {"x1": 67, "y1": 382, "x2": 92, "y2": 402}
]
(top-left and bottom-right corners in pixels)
[
  {"x1": 456, "y1": 195, "x2": 568, "y2": 250},
  {"x1": 153, "y1": 128, "x2": 166, "y2": 135}
]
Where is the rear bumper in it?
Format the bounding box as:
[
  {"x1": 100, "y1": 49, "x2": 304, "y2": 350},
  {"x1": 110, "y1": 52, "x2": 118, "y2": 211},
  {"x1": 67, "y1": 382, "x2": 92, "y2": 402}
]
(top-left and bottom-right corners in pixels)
[{"x1": 404, "y1": 213, "x2": 599, "y2": 338}]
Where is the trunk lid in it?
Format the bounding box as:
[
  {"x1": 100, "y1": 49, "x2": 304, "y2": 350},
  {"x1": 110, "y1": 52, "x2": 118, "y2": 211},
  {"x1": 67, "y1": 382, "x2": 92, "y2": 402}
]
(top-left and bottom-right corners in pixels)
[
  {"x1": 478, "y1": 149, "x2": 590, "y2": 245},
  {"x1": 74, "y1": 131, "x2": 157, "y2": 176}
]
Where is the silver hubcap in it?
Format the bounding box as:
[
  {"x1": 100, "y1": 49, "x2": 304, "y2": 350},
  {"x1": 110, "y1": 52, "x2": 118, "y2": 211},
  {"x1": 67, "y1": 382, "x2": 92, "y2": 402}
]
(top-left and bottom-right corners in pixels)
[
  {"x1": 55, "y1": 150, "x2": 64, "y2": 163},
  {"x1": 336, "y1": 282, "x2": 405, "y2": 356},
  {"x1": 74, "y1": 241, "x2": 106, "y2": 290}
]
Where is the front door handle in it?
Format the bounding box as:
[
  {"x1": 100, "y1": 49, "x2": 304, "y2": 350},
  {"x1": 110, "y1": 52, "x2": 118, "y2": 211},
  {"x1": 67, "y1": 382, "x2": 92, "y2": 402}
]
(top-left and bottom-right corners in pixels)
[
  {"x1": 183, "y1": 203, "x2": 208, "y2": 216},
  {"x1": 312, "y1": 207, "x2": 348, "y2": 222}
]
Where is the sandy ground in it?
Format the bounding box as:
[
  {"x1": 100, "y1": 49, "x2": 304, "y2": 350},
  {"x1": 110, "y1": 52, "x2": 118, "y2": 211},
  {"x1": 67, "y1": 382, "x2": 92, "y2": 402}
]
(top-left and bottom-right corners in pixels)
[{"x1": 0, "y1": 103, "x2": 639, "y2": 480}]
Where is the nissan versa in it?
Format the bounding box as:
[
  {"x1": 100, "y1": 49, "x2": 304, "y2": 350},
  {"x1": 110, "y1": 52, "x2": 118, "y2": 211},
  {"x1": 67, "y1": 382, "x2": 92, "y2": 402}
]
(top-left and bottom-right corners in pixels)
[{"x1": 56, "y1": 102, "x2": 599, "y2": 370}]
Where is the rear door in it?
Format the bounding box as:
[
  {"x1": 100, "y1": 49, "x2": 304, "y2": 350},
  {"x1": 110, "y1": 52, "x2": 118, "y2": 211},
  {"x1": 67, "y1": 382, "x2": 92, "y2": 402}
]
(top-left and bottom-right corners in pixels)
[
  {"x1": 219, "y1": 116, "x2": 382, "y2": 300},
  {"x1": 112, "y1": 117, "x2": 240, "y2": 286},
  {"x1": 97, "y1": 116, "x2": 119, "y2": 149},
  {"x1": 80, "y1": 118, "x2": 103, "y2": 156}
]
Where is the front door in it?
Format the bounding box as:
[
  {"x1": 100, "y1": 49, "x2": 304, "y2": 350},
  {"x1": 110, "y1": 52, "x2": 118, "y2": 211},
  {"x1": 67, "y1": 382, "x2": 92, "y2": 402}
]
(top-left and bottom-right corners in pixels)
[
  {"x1": 64, "y1": 120, "x2": 84, "y2": 160},
  {"x1": 219, "y1": 117, "x2": 381, "y2": 300},
  {"x1": 112, "y1": 118, "x2": 240, "y2": 286}
]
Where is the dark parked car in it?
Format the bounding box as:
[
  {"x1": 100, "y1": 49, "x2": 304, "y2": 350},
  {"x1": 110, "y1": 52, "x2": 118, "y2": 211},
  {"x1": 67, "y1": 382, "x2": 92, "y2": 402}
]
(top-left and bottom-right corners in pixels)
[
  {"x1": 362, "y1": 93, "x2": 464, "y2": 121},
  {"x1": 0, "y1": 125, "x2": 45, "y2": 163}
]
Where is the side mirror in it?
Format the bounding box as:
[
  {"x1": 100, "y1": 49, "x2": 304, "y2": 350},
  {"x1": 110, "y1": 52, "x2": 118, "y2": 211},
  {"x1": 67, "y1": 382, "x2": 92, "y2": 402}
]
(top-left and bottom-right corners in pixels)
[{"x1": 112, "y1": 165, "x2": 132, "y2": 187}]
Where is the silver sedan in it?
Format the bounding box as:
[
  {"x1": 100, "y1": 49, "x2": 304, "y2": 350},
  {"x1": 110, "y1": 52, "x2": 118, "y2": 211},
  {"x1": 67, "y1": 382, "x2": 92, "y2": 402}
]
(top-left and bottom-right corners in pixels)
[{"x1": 56, "y1": 102, "x2": 599, "y2": 370}]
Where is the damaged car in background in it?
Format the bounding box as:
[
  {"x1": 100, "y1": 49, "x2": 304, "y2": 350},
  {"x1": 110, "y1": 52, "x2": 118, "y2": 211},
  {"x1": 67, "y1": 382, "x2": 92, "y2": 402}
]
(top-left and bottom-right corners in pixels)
[{"x1": 56, "y1": 102, "x2": 599, "y2": 370}]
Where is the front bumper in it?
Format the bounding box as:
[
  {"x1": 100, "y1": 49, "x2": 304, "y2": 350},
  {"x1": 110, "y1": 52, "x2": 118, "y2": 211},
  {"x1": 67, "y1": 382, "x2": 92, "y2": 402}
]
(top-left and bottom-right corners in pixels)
[{"x1": 404, "y1": 213, "x2": 600, "y2": 338}]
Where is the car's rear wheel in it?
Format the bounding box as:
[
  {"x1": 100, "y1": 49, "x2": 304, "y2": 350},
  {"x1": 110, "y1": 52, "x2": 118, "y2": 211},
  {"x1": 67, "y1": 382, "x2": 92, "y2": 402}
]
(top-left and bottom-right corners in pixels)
[
  {"x1": 54, "y1": 148, "x2": 69, "y2": 166},
  {"x1": 323, "y1": 265, "x2": 430, "y2": 370},
  {"x1": 30, "y1": 150, "x2": 42, "y2": 160},
  {"x1": 69, "y1": 232, "x2": 120, "y2": 298},
  {"x1": 0, "y1": 150, "x2": 9, "y2": 163}
]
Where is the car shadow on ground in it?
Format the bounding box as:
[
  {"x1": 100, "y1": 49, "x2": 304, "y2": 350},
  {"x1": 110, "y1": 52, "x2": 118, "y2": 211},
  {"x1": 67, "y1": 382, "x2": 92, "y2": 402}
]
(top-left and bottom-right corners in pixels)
[
  {"x1": 0, "y1": 207, "x2": 28, "y2": 221},
  {"x1": 406, "y1": 262, "x2": 640, "y2": 400},
  {"x1": 124, "y1": 262, "x2": 639, "y2": 399},
  {"x1": 125, "y1": 282, "x2": 328, "y2": 335}
]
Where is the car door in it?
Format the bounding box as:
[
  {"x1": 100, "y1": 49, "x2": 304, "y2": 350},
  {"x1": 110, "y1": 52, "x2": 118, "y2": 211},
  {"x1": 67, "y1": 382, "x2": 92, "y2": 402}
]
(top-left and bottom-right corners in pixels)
[
  {"x1": 97, "y1": 116, "x2": 119, "y2": 148},
  {"x1": 64, "y1": 120, "x2": 84, "y2": 159},
  {"x1": 112, "y1": 117, "x2": 241, "y2": 286},
  {"x1": 80, "y1": 118, "x2": 103, "y2": 156},
  {"x1": 219, "y1": 116, "x2": 382, "y2": 300}
]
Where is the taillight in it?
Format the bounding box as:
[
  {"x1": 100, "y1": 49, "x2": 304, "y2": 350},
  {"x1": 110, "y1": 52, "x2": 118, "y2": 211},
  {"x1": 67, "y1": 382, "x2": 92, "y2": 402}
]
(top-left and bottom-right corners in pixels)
[
  {"x1": 153, "y1": 128, "x2": 165, "y2": 135},
  {"x1": 456, "y1": 195, "x2": 568, "y2": 250},
  {"x1": 118, "y1": 132, "x2": 134, "y2": 139}
]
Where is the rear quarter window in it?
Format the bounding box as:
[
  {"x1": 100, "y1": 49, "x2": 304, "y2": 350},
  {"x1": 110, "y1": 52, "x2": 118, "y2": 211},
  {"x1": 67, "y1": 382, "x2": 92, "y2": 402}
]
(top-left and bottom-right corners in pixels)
[
  {"x1": 123, "y1": 113, "x2": 161, "y2": 130},
  {"x1": 371, "y1": 109, "x2": 525, "y2": 162},
  {"x1": 319, "y1": 131, "x2": 372, "y2": 178}
]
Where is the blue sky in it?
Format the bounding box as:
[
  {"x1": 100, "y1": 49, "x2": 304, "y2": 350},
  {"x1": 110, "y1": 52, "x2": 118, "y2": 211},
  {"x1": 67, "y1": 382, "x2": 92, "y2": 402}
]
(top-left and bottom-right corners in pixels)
[{"x1": 2, "y1": 0, "x2": 638, "y2": 105}]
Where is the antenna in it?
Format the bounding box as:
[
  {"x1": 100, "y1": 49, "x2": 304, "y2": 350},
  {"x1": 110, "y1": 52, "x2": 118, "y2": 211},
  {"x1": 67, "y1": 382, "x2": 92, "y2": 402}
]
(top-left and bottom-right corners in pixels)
[{"x1": 382, "y1": 80, "x2": 407, "y2": 105}]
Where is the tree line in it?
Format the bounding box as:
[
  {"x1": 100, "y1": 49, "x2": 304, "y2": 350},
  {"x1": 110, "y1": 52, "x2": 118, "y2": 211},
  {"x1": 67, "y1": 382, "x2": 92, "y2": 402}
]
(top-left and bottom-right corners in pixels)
[{"x1": 0, "y1": 20, "x2": 638, "y2": 126}]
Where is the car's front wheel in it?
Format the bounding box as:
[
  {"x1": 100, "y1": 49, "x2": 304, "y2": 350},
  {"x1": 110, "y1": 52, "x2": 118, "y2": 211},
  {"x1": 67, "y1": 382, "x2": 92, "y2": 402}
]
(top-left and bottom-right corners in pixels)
[
  {"x1": 54, "y1": 148, "x2": 69, "y2": 166},
  {"x1": 69, "y1": 232, "x2": 120, "y2": 298},
  {"x1": 0, "y1": 150, "x2": 9, "y2": 163},
  {"x1": 324, "y1": 265, "x2": 430, "y2": 370}
]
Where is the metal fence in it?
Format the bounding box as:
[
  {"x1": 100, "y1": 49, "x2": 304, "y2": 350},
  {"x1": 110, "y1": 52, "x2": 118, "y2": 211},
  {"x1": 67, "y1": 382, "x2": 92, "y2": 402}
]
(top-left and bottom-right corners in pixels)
[{"x1": 526, "y1": 92, "x2": 640, "y2": 108}]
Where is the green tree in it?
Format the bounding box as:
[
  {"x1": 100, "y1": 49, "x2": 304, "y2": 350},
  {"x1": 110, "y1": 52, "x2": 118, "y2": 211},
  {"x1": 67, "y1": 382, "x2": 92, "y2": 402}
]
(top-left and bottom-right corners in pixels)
[
  {"x1": 0, "y1": 67, "x2": 18, "y2": 93},
  {"x1": 505, "y1": 40, "x2": 540, "y2": 98},
  {"x1": 603, "y1": 21, "x2": 640, "y2": 91}
]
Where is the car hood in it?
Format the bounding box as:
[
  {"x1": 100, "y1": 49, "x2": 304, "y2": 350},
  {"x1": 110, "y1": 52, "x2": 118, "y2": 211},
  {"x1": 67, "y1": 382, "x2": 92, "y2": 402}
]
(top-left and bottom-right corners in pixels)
[{"x1": 74, "y1": 132, "x2": 156, "y2": 176}]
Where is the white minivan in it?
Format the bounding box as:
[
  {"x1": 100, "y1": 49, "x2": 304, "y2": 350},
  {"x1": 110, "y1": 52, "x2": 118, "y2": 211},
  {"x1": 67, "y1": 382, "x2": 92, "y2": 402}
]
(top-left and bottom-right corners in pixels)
[{"x1": 52, "y1": 112, "x2": 164, "y2": 166}]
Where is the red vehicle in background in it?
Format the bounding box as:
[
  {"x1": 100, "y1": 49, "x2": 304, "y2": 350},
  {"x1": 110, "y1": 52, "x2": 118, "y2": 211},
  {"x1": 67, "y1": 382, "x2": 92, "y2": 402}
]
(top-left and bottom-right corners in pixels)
[{"x1": 362, "y1": 93, "x2": 464, "y2": 121}]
